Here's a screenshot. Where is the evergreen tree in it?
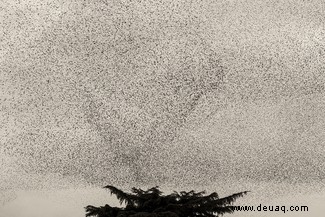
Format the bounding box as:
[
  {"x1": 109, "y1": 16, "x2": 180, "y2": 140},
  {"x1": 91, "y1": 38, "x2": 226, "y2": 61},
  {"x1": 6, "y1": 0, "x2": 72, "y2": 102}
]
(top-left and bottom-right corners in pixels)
[{"x1": 85, "y1": 185, "x2": 248, "y2": 217}]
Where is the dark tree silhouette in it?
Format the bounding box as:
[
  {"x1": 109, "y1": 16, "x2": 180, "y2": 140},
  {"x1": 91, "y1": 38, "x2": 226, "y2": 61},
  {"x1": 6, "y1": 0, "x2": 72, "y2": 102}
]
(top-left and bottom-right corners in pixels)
[{"x1": 85, "y1": 186, "x2": 248, "y2": 217}]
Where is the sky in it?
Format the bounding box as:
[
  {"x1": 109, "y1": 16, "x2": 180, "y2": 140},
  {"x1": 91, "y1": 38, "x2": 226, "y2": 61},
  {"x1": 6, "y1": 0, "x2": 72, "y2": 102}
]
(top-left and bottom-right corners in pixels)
[{"x1": 1, "y1": 0, "x2": 325, "y2": 216}]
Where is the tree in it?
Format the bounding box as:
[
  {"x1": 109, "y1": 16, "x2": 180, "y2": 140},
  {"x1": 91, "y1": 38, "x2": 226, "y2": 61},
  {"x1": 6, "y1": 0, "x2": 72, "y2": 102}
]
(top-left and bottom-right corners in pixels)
[{"x1": 85, "y1": 185, "x2": 248, "y2": 217}]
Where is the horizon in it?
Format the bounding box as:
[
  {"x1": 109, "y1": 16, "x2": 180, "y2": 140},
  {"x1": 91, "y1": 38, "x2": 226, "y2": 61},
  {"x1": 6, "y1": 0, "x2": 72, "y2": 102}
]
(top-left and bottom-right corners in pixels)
[{"x1": 1, "y1": 182, "x2": 325, "y2": 217}]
